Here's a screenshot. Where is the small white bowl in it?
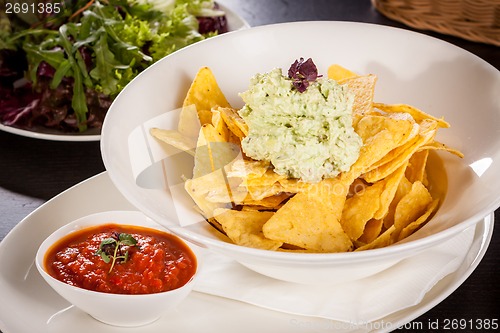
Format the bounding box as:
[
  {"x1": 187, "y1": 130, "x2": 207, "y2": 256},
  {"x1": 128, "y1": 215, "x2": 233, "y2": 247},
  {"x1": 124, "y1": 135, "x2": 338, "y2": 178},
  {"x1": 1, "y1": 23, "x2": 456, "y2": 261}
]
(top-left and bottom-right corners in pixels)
[{"x1": 35, "y1": 211, "x2": 198, "y2": 327}]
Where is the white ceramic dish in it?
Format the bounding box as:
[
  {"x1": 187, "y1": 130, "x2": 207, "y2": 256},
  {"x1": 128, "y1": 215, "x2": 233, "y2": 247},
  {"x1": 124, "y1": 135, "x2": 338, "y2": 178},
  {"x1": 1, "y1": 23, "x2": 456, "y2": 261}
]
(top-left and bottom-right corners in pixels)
[
  {"x1": 35, "y1": 211, "x2": 198, "y2": 327},
  {"x1": 0, "y1": 172, "x2": 494, "y2": 333},
  {"x1": 0, "y1": 3, "x2": 249, "y2": 142},
  {"x1": 100, "y1": 21, "x2": 500, "y2": 284}
]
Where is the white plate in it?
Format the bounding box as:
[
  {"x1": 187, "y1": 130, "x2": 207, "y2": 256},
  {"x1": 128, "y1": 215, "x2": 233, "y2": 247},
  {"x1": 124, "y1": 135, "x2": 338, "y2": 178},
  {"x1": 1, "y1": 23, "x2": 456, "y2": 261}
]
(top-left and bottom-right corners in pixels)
[
  {"x1": 0, "y1": 172, "x2": 493, "y2": 333},
  {"x1": 0, "y1": 4, "x2": 249, "y2": 142}
]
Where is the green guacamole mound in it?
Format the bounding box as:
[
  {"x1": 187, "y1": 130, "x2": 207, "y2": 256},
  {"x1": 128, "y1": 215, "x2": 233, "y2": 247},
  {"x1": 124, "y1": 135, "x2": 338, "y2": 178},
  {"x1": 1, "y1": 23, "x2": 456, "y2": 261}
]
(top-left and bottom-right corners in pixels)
[{"x1": 238, "y1": 68, "x2": 362, "y2": 183}]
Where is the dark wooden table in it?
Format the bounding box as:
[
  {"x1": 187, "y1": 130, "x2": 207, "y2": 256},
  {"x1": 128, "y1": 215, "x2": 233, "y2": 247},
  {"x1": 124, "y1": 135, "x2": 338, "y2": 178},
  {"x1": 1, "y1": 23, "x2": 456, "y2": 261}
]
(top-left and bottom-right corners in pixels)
[{"x1": 1, "y1": 0, "x2": 498, "y2": 332}]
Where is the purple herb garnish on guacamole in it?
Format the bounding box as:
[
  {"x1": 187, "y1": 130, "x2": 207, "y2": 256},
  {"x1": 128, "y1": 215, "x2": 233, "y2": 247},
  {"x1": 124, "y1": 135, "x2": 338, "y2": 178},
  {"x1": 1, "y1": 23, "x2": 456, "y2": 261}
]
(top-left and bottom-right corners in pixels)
[{"x1": 287, "y1": 57, "x2": 321, "y2": 93}]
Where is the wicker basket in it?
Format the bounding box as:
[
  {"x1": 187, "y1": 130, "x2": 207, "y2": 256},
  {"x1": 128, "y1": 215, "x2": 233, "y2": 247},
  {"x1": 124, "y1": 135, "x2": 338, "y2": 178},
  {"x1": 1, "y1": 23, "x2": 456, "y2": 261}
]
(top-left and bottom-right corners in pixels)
[{"x1": 372, "y1": 0, "x2": 500, "y2": 46}]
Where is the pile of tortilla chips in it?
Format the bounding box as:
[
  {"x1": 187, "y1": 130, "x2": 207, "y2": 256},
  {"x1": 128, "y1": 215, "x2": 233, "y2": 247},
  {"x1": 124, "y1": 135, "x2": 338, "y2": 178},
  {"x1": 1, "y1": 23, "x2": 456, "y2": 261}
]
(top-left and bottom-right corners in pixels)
[{"x1": 151, "y1": 64, "x2": 463, "y2": 253}]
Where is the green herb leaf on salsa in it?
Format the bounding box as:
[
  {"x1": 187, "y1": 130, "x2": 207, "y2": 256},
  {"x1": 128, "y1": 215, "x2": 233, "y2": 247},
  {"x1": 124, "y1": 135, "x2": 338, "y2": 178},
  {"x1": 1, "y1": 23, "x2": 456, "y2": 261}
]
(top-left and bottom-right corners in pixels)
[{"x1": 95, "y1": 232, "x2": 138, "y2": 273}]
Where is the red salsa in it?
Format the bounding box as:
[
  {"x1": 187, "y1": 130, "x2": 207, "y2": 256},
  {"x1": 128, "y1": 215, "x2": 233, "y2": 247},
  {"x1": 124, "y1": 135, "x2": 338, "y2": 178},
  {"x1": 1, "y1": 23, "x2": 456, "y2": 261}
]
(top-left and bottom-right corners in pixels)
[{"x1": 44, "y1": 224, "x2": 197, "y2": 295}]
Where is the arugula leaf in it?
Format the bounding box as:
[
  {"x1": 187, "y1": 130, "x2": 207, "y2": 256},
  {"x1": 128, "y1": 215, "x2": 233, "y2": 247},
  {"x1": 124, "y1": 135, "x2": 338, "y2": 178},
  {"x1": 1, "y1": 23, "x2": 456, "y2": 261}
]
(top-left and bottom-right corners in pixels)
[
  {"x1": 51, "y1": 59, "x2": 72, "y2": 89},
  {"x1": 90, "y1": 32, "x2": 124, "y2": 96},
  {"x1": 59, "y1": 24, "x2": 89, "y2": 131}
]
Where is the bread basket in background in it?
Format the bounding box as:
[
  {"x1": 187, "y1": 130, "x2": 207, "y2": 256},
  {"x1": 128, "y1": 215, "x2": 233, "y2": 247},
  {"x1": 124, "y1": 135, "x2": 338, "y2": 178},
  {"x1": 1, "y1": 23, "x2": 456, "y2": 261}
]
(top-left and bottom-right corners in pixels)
[{"x1": 372, "y1": 0, "x2": 500, "y2": 46}]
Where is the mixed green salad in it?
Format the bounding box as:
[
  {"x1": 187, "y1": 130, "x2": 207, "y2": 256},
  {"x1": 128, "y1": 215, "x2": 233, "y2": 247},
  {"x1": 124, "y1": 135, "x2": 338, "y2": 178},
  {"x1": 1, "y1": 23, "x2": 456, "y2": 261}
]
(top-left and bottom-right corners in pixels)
[{"x1": 0, "y1": 0, "x2": 228, "y2": 132}]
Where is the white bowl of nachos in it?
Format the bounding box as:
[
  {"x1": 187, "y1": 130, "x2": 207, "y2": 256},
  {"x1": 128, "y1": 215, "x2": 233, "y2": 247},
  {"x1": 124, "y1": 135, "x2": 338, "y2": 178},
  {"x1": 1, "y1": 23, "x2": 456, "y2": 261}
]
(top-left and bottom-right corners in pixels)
[{"x1": 101, "y1": 21, "x2": 500, "y2": 285}]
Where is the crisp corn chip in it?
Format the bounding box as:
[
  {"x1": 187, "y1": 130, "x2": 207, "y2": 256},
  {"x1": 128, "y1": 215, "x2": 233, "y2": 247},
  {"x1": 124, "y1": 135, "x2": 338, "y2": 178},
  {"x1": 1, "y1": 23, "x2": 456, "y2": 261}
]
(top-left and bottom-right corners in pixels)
[
  {"x1": 183, "y1": 67, "x2": 231, "y2": 125},
  {"x1": 339, "y1": 74, "x2": 377, "y2": 120},
  {"x1": 205, "y1": 190, "x2": 247, "y2": 204},
  {"x1": 178, "y1": 104, "x2": 201, "y2": 138},
  {"x1": 150, "y1": 128, "x2": 196, "y2": 156},
  {"x1": 357, "y1": 219, "x2": 384, "y2": 244},
  {"x1": 397, "y1": 199, "x2": 440, "y2": 241},
  {"x1": 348, "y1": 114, "x2": 415, "y2": 179},
  {"x1": 406, "y1": 150, "x2": 429, "y2": 183},
  {"x1": 374, "y1": 160, "x2": 409, "y2": 220},
  {"x1": 241, "y1": 192, "x2": 291, "y2": 208},
  {"x1": 214, "y1": 208, "x2": 282, "y2": 250},
  {"x1": 224, "y1": 158, "x2": 270, "y2": 179},
  {"x1": 187, "y1": 168, "x2": 243, "y2": 205},
  {"x1": 263, "y1": 178, "x2": 353, "y2": 252},
  {"x1": 418, "y1": 141, "x2": 464, "y2": 158},
  {"x1": 373, "y1": 103, "x2": 450, "y2": 128},
  {"x1": 211, "y1": 109, "x2": 230, "y2": 142},
  {"x1": 193, "y1": 139, "x2": 212, "y2": 178},
  {"x1": 217, "y1": 107, "x2": 248, "y2": 138},
  {"x1": 383, "y1": 176, "x2": 412, "y2": 229},
  {"x1": 277, "y1": 178, "x2": 313, "y2": 193},
  {"x1": 327, "y1": 64, "x2": 358, "y2": 81},
  {"x1": 355, "y1": 226, "x2": 396, "y2": 251},
  {"x1": 362, "y1": 114, "x2": 418, "y2": 172},
  {"x1": 243, "y1": 169, "x2": 287, "y2": 187},
  {"x1": 246, "y1": 182, "x2": 285, "y2": 201},
  {"x1": 206, "y1": 217, "x2": 225, "y2": 235},
  {"x1": 348, "y1": 177, "x2": 369, "y2": 197},
  {"x1": 394, "y1": 181, "x2": 433, "y2": 231},
  {"x1": 200, "y1": 124, "x2": 241, "y2": 172},
  {"x1": 363, "y1": 119, "x2": 438, "y2": 183},
  {"x1": 341, "y1": 180, "x2": 385, "y2": 241},
  {"x1": 185, "y1": 173, "x2": 228, "y2": 219},
  {"x1": 204, "y1": 179, "x2": 247, "y2": 204}
]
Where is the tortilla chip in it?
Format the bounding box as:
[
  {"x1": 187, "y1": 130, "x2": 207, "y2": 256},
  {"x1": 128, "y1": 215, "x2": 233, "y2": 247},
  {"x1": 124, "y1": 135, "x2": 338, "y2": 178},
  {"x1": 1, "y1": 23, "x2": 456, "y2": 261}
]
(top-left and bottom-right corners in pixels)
[
  {"x1": 183, "y1": 67, "x2": 231, "y2": 125},
  {"x1": 217, "y1": 107, "x2": 249, "y2": 138},
  {"x1": 246, "y1": 182, "x2": 285, "y2": 201},
  {"x1": 340, "y1": 74, "x2": 377, "y2": 119},
  {"x1": 214, "y1": 208, "x2": 282, "y2": 250},
  {"x1": 241, "y1": 192, "x2": 291, "y2": 208},
  {"x1": 397, "y1": 199, "x2": 440, "y2": 241},
  {"x1": 348, "y1": 114, "x2": 415, "y2": 179},
  {"x1": 373, "y1": 103, "x2": 450, "y2": 128},
  {"x1": 277, "y1": 178, "x2": 313, "y2": 193},
  {"x1": 357, "y1": 218, "x2": 384, "y2": 244},
  {"x1": 199, "y1": 124, "x2": 241, "y2": 172},
  {"x1": 178, "y1": 104, "x2": 202, "y2": 138},
  {"x1": 211, "y1": 109, "x2": 230, "y2": 142},
  {"x1": 150, "y1": 128, "x2": 196, "y2": 156},
  {"x1": 383, "y1": 176, "x2": 412, "y2": 229},
  {"x1": 224, "y1": 158, "x2": 270, "y2": 179},
  {"x1": 374, "y1": 160, "x2": 409, "y2": 220},
  {"x1": 327, "y1": 64, "x2": 358, "y2": 81},
  {"x1": 185, "y1": 173, "x2": 229, "y2": 219},
  {"x1": 341, "y1": 180, "x2": 385, "y2": 241},
  {"x1": 406, "y1": 150, "x2": 429, "y2": 183},
  {"x1": 243, "y1": 169, "x2": 287, "y2": 187},
  {"x1": 418, "y1": 141, "x2": 464, "y2": 158},
  {"x1": 394, "y1": 181, "x2": 433, "y2": 231},
  {"x1": 355, "y1": 226, "x2": 396, "y2": 251},
  {"x1": 363, "y1": 119, "x2": 438, "y2": 183},
  {"x1": 263, "y1": 178, "x2": 353, "y2": 252}
]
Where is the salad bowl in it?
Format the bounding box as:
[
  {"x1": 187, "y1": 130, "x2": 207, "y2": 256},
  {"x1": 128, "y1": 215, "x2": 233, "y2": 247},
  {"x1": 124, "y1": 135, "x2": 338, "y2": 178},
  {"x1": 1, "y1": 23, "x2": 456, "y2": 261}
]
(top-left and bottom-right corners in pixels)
[{"x1": 0, "y1": 1, "x2": 249, "y2": 141}]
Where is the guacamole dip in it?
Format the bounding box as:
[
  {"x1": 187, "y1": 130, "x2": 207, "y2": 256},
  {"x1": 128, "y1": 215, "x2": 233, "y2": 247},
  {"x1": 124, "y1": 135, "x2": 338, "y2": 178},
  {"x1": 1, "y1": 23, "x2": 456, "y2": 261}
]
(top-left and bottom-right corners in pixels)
[{"x1": 238, "y1": 67, "x2": 362, "y2": 183}]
